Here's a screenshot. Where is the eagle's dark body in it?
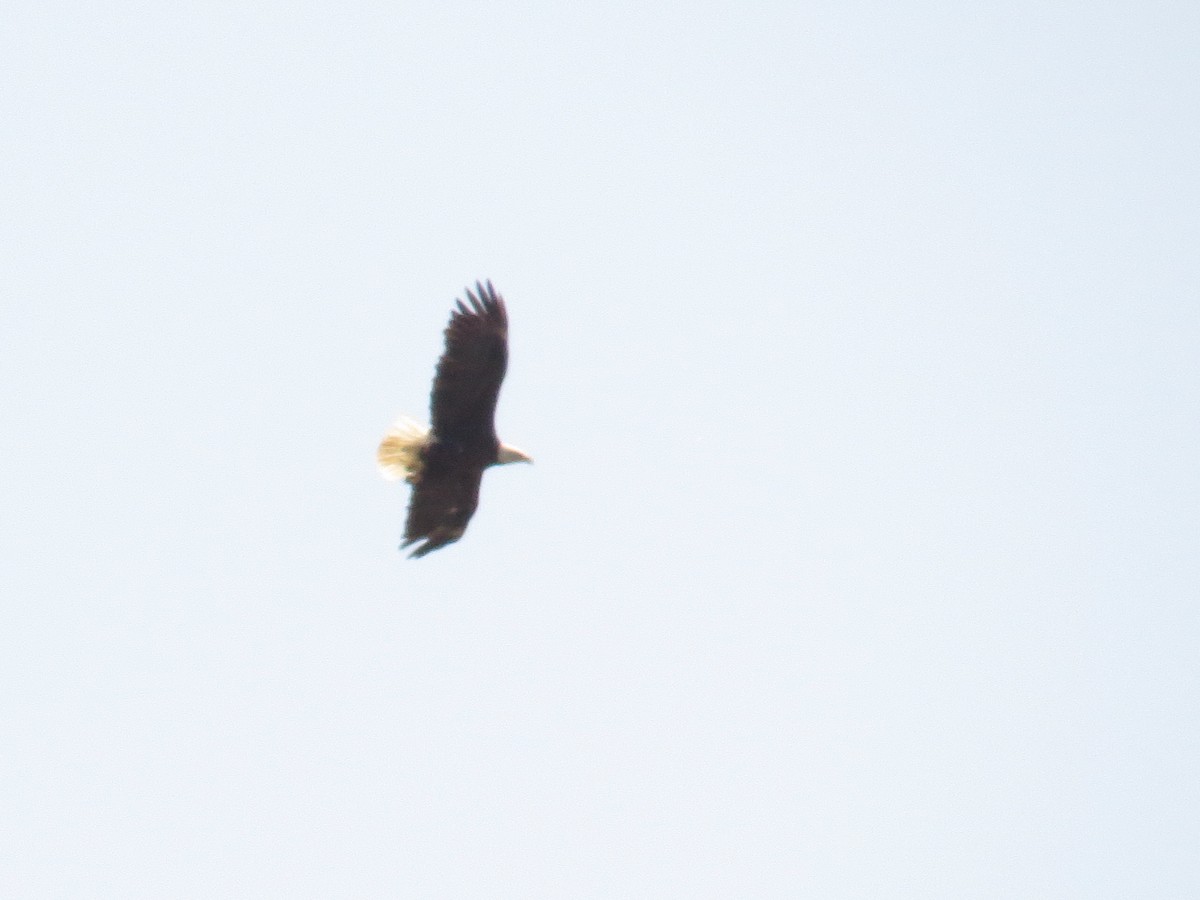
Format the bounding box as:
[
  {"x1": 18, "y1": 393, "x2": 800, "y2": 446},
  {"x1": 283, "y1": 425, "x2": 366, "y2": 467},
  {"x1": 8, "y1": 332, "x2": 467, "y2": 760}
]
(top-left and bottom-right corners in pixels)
[{"x1": 402, "y1": 433, "x2": 499, "y2": 558}]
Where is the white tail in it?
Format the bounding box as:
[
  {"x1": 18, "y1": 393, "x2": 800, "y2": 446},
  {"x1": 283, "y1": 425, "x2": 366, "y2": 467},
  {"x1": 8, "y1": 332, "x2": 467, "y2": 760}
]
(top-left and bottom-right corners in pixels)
[{"x1": 376, "y1": 416, "x2": 430, "y2": 482}]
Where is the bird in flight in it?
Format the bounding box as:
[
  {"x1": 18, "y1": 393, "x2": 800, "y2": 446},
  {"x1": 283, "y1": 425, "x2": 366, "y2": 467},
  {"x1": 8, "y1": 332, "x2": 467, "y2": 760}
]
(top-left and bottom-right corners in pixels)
[{"x1": 377, "y1": 281, "x2": 531, "y2": 557}]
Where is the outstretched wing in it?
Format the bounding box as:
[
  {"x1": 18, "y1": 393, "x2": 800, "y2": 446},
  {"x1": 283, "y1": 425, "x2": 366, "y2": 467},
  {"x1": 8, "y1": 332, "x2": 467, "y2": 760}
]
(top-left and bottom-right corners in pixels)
[
  {"x1": 402, "y1": 464, "x2": 485, "y2": 558},
  {"x1": 429, "y1": 281, "x2": 509, "y2": 440}
]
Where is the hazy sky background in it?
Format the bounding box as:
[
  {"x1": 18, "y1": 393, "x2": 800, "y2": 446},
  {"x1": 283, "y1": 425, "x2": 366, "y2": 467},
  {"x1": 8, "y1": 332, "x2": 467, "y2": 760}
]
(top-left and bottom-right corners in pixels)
[{"x1": 3, "y1": 1, "x2": 1198, "y2": 896}]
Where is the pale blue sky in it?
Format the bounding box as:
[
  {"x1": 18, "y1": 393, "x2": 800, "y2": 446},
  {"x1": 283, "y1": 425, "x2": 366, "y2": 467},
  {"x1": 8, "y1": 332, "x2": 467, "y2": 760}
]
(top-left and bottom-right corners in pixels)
[{"x1": 3, "y1": 1, "x2": 1198, "y2": 897}]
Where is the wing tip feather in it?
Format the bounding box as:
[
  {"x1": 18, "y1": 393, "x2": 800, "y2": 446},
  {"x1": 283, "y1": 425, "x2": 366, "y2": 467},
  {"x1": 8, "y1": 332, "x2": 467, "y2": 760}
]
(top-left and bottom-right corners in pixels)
[{"x1": 449, "y1": 279, "x2": 506, "y2": 327}]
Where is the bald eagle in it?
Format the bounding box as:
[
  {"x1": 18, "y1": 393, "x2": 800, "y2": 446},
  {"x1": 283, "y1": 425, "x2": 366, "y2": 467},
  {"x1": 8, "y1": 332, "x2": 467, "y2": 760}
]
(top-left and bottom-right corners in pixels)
[{"x1": 377, "y1": 281, "x2": 531, "y2": 557}]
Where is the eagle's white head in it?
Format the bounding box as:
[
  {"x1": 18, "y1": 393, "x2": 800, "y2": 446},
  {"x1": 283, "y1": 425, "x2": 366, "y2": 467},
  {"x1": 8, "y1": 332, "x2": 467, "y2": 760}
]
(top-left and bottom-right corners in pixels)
[{"x1": 497, "y1": 443, "x2": 533, "y2": 465}]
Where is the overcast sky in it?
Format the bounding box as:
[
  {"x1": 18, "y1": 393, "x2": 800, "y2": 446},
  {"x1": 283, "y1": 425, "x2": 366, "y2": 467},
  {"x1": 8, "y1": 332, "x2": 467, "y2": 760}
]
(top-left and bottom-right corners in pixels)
[{"x1": 3, "y1": 1, "x2": 1198, "y2": 897}]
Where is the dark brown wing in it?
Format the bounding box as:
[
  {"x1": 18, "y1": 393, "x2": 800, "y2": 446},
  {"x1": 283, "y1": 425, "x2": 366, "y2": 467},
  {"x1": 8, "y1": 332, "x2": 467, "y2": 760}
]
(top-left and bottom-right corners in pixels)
[
  {"x1": 402, "y1": 462, "x2": 485, "y2": 558},
  {"x1": 429, "y1": 281, "x2": 509, "y2": 441}
]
